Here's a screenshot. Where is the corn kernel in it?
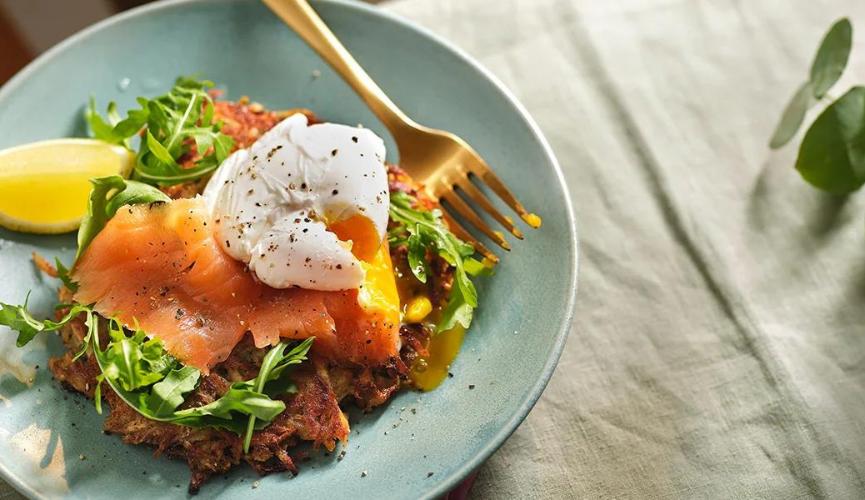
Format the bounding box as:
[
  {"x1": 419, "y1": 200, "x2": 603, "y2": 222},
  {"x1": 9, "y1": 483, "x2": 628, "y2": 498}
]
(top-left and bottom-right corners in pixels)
[{"x1": 405, "y1": 296, "x2": 433, "y2": 323}]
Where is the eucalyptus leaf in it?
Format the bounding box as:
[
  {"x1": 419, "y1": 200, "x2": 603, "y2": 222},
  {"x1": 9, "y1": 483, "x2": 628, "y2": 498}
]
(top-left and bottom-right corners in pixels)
[
  {"x1": 810, "y1": 18, "x2": 853, "y2": 99},
  {"x1": 769, "y1": 82, "x2": 813, "y2": 149},
  {"x1": 796, "y1": 86, "x2": 865, "y2": 194}
]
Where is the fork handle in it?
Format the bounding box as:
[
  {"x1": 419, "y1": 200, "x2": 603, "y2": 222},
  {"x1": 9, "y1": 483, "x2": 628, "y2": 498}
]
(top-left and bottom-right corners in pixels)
[{"x1": 263, "y1": 0, "x2": 413, "y2": 134}]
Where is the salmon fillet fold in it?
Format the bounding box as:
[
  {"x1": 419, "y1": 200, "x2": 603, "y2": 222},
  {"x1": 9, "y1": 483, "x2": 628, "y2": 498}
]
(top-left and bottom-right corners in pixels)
[{"x1": 71, "y1": 197, "x2": 401, "y2": 372}]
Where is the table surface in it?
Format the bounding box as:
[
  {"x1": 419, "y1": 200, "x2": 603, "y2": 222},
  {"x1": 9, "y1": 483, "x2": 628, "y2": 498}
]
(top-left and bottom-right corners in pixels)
[{"x1": 4, "y1": 0, "x2": 865, "y2": 498}]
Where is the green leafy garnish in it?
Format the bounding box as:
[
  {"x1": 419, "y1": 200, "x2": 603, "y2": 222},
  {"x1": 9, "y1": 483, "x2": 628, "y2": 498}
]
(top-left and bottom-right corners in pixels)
[
  {"x1": 770, "y1": 18, "x2": 852, "y2": 150},
  {"x1": 794, "y1": 86, "x2": 865, "y2": 193},
  {"x1": 76, "y1": 175, "x2": 169, "y2": 260},
  {"x1": 97, "y1": 319, "x2": 175, "y2": 392},
  {"x1": 388, "y1": 192, "x2": 484, "y2": 332},
  {"x1": 0, "y1": 296, "x2": 91, "y2": 350},
  {"x1": 86, "y1": 76, "x2": 234, "y2": 186},
  {"x1": 242, "y1": 338, "x2": 314, "y2": 453},
  {"x1": 54, "y1": 258, "x2": 78, "y2": 292},
  {"x1": 0, "y1": 302, "x2": 312, "y2": 437},
  {"x1": 147, "y1": 366, "x2": 200, "y2": 418},
  {"x1": 89, "y1": 318, "x2": 307, "y2": 434}
]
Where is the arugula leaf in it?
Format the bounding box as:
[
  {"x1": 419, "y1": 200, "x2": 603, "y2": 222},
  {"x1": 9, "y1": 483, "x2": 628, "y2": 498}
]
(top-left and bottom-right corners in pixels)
[
  {"x1": 242, "y1": 337, "x2": 313, "y2": 452},
  {"x1": 100, "y1": 319, "x2": 174, "y2": 391},
  {"x1": 0, "y1": 297, "x2": 92, "y2": 348},
  {"x1": 76, "y1": 176, "x2": 169, "y2": 260},
  {"x1": 86, "y1": 76, "x2": 235, "y2": 186},
  {"x1": 406, "y1": 230, "x2": 428, "y2": 283},
  {"x1": 172, "y1": 384, "x2": 285, "y2": 434},
  {"x1": 85, "y1": 97, "x2": 124, "y2": 145},
  {"x1": 795, "y1": 86, "x2": 865, "y2": 194},
  {"x1": 54, "y1": 258, "x2": 78, "y2": 292},
  {"x1": 810, "y1": 18, "x2": 853, "y2": 99},
  {"x1": 388, "y1": 192, "x2": 481, "y2": 332},
  {"x1": 147, "y1": 366, "x2": 200, "y2": 418}
]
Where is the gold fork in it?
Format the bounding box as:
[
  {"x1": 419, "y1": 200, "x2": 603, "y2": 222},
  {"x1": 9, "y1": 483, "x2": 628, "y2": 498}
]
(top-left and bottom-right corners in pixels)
[{"x1": 262, "y1": 0, "x2": 541, "y2": 262}]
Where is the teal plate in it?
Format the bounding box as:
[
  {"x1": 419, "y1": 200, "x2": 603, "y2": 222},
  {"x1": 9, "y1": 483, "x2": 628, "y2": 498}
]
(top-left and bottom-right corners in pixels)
[{"x1": 0, "y1": 0, "x2": 577, "y2": 498}]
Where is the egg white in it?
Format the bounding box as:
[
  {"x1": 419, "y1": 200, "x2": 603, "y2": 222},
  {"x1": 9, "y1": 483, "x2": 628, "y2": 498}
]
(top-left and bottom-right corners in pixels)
[{"x1": 203, "y1": 113, "x2": 389, "y2": 290}]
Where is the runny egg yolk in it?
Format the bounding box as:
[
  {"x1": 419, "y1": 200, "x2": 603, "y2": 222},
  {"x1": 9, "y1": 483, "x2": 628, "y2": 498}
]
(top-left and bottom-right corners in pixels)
[
  {"x1": 326, "y1": 212, "x2": 399, "y2": 322},
  {"x1": 357, "y1": 238, "x2": 401, "y2": 331},
  {"x1": 328, "y1": 214, "x2": 381, "y2": 262}
]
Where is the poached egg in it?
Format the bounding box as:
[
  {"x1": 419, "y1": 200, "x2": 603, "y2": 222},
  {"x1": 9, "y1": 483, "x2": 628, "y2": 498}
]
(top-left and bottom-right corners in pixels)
[{"x1": 204, "y1": 113, "x2": 390, "y2": 291}]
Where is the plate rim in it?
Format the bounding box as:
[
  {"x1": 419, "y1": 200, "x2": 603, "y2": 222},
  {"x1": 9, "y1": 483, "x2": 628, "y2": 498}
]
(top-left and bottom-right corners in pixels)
[{"x1": 0, "y1": 0, "x2": 579, "y2": 498}]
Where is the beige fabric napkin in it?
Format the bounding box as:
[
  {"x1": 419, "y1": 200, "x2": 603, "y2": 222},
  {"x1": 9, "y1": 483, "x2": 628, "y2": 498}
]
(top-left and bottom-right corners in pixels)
[{"x1": 385, "y1": 0, "x2": 865, "y2": 497}]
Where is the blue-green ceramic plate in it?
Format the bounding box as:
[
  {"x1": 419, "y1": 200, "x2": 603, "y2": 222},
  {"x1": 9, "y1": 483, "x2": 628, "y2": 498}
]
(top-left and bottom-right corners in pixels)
[{"x1": 0, "y1": 0, "x2": 576, "y2": 498}]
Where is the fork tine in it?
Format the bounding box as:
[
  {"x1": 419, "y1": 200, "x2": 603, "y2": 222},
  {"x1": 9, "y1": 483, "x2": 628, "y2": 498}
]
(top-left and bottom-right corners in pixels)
[
  {"x1": 469, "y1": 163, "x2": 542, "y2": 228},
  {"x1": 441, "y1": 191, "x2": 510, "y2": 250},
  {"x1": 456, "y1": 177, "x2": 524, "y2": 239},
  {"x1": 441, "y1": 210, "x2": 499, "y2": 263}
]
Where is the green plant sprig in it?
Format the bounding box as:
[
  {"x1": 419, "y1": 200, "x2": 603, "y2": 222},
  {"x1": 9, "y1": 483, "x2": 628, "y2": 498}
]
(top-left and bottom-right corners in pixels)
[
  {"x1": 86, "y1": 76, "x2": 234, "y2": 186},
  {"x1": 769, "y1": 18, "x2": 865, "y2": 194}
]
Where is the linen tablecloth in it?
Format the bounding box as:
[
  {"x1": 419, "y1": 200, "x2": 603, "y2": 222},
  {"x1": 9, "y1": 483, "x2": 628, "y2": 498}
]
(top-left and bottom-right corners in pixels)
[
  {"x1": 385, "y1": 0, "x2": 865, "y2": 497},
  {"x1": 4, "y1": 0, "x2": 865, "y2": 498}
]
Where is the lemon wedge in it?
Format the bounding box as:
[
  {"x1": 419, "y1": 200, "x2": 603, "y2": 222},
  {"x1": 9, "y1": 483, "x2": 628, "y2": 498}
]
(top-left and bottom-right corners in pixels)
[{"x1": 0, "y1": 139, "x2": 135, "y2": 234}]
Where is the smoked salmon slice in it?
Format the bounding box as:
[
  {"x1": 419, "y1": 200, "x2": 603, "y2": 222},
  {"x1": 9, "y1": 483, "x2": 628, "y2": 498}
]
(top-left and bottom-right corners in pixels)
[{"x1": 72, "y1": 197, "x2": 401, "y2": 372}]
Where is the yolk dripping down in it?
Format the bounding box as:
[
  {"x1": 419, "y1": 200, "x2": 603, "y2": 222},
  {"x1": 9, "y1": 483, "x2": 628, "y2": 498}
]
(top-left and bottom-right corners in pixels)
[{"x1": 357, "y1": 237, "x2": 401, "y2": 335}]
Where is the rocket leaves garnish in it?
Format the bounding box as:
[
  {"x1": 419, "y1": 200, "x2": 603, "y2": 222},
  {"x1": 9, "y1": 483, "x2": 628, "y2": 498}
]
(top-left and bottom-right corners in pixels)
[
  {"x1": 0, "y1": 301, "x2": 312, "y2": 438},
  {"x1": 76, "y1": 175, "x2": 170, "y2": 261},
  {"x1": 54, "y1": 258, "x2": 78, "y2": 292},
  {"x1": 0, "y1": 297, "x2": 92, "y2": 349},
  {"x1": 90, "y1": 317, "x2": 310, "y2": 434},
  {"x1": 388, "y1": 192, "x2": 485, "y2": 332},
  {"x1": 147, "y1": 366, "x2": 201, "y2": 418},
  {"x1": 86, "y1": 76, "x2": 234, "y2": 186},
  {"x1": 242, "y1": 338, "x2": 314, "y2": 453}
]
